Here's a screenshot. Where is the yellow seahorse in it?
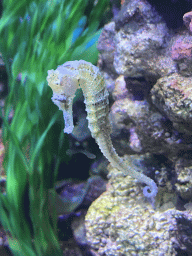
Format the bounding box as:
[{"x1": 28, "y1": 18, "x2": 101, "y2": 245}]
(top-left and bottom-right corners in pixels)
[{"x1": 47, "y1": 60, "x2": 158, "y2": 198}]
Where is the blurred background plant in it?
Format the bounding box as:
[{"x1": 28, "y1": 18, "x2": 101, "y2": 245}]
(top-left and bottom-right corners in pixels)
[{"x1": 0, "y1": 0, "x2": 110, "y2": 255}]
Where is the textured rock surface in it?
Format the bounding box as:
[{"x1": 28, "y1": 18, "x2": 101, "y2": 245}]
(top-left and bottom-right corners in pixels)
[
  {"x1": 171, "y1": 33, "x2": 192, "y2": 76},
  {"x1": 183, "y1": 11, "x2": 192, "y2": 33},
  {"x1": 174, "y1": 158, "x2": 192, "y2": 201},
  {"x1": 110, "y1": 96, "x2": 191, "y2": 156},
  {"x1": 97, "y1": 22, "x2": 116, "y2": 75},
  {"x1": 151, "y1": 73, "x2": 192, "y2": 134},
  {"x1": 85, "y1": 164, "x2": 192, "y2": 256},
  {"x1": 97, "y1": 0, "x2": 192, "y2": 157},
  {"x1": 86, "y1": 0, "x2": 192, "y2": 254},
  {"x1": 113, "y1": 0, "x2": 176, "y2": 81}
]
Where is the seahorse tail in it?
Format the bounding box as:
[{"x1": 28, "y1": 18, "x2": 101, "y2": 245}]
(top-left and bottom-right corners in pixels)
[{"x1": 96, "y1": 132, "x2": 158, "y2": 198}]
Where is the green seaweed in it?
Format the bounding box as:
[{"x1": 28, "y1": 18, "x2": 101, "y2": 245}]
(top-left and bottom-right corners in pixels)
[{"x1": 0, "y1": 0, "x2": 110, "y2": 255}]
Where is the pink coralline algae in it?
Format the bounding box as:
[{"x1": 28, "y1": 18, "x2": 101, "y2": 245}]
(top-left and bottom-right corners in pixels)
[
  {"x1": 183, "y1": 11, "x2": 192, "y2": 33},
  {"x1": 171, "y1": 36, "x2": 192, "y2": 61}
]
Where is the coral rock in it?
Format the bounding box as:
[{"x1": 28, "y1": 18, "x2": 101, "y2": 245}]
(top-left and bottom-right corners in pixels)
[
  {"x1": 151, "y1": 73, "x2": 192, "y2": 135},
  {"x1": 85, "y1": 164, "x2": 192, "y2": 255}
]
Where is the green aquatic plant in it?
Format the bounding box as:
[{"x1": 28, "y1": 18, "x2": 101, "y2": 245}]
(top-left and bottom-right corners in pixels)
[{"x1": 0, "y1": 0, "x2": 110, "y2": 255}]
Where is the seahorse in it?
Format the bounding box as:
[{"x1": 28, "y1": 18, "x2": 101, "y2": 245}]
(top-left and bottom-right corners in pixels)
[{"x1": 47, "y1": 60, "x2": 158, "y2": 198}]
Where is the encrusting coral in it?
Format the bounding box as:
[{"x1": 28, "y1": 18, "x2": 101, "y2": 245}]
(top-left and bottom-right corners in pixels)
[{"x1": 47, "y1": 60, "x2": 158, "y2": 198}]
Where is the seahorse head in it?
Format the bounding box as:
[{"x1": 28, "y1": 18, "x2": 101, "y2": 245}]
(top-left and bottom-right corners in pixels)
[
  {"x1": 47, "y1": 66, "x2": 79, "y2": 100},
  {"x1": 47, "y1": 65, "x2": 80, "y2": 134}
]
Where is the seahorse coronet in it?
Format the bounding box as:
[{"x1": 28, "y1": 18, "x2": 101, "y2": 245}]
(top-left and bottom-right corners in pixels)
[{"x1": 47, "y1": 60, "x2": 158, "y2": 199}]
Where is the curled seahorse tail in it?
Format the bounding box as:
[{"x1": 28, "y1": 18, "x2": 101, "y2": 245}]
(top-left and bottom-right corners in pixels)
[
  {"x1": 139, "y1": 174, "x2": 158, "y2": 198},
  {"x1": 96, "y1": 133, "x2": 158, "y2": 198}
]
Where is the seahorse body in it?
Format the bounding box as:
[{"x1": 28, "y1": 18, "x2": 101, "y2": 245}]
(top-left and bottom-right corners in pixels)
[{"x1": 47, "y1": 60, "x2": 158, "y2": 198}]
